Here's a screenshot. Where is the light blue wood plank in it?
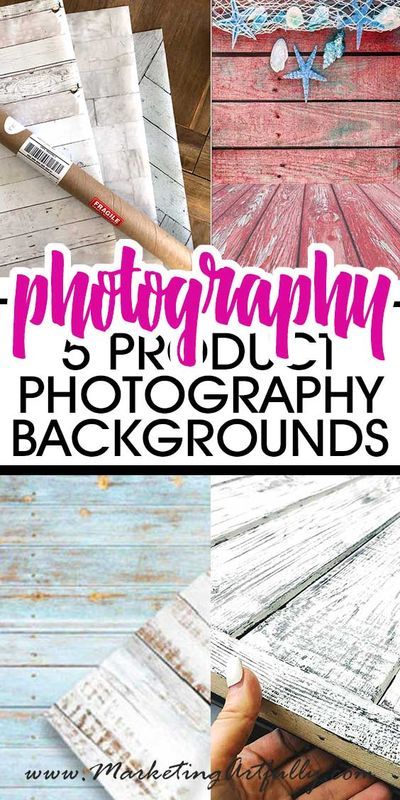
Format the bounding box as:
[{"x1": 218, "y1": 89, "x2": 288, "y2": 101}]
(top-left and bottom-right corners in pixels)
[
  {"x1": 0, "y1": 633, "x2": 128, "y2": 666},
  {"x1": 0, "y1": 585, "x2": 178, "y2": 631},
  {"x1": 0, "y1": 668, "x2": 90, "y2": 707},
  {"x1": 0, "y1": 792, "x2": 109, "y2": 799},
  {"x1": 1, "y1": 546, "x2": 209, "y2": 586},
  {"x1": 0, "y1": 506, "x2": 208, "y2": 545},
  {"x1": 0, "y1": 475, "x2": 208, "y2": 506},
  {"x1": 0, "y1": 747, "x2": 98, "y2": 787},
  {"x1": 0, "y1": 710, "x2": 61, "y2": 748}
]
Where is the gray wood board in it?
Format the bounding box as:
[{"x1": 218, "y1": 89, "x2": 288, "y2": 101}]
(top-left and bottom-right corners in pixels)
[
  {"x1": 212, "y1": 475, "x2": 400, "y2": 636},
  {"x1": 134, "y1": 29, "x2": 192, "y2": 247},
  {"x1": 0, "y1": 0, "x2": 116, "y2": 272}
]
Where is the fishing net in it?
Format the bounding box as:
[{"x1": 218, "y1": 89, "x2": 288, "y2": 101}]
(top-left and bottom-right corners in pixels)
[{"x1": 212, "y1": 0, "x2": 400, "y2": 36}]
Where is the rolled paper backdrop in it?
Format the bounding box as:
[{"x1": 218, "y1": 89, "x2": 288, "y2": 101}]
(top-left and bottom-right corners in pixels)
[{"x1": 0, "y1": 109, "x2": 192, "y2": 271}]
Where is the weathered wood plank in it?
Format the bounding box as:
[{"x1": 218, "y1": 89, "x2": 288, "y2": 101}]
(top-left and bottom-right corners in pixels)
[
  {"x1": 214, "y1": 55, "x2": 400, "y2": 101},
  {"x1": 361, "y1": 183, "x2": 400, "y2": 232},
  {"x1": 0, "y1": 505, "x2": 207, "y2": 546},
  {"x1": 0, "y1": 667, "x2": 89, "y2": 707},
  {"x1": 0, "y1": 474, "x2": 208, "y2": 506},
  {"x1": 0, "y1": 709, "x2": 62, "y2": 747},
  {"x1": 0, "y1": 632, "x2": 127, "y2": 666},
  {"x1": 213, "y1": 147, "x2": 399, "y2": 183},
  {"x1": 0, "y1": 5, "x2": 65, "y2": 49},
  {"x1": 0, "y1": 1, "x2": 56, "y2": 20},
  {"x1": 180, "y1": 571, "x2": 210, "y2": 622},
  {"x1": 212, "y1": 474, "x2": 357, "y2": 544},
  {"x1": 0, "y1": 585, "x2": 186, "y2": 632},
  {"x1": 1, "y1": 546, "x2": 207, "y2": 587},
  {"x1": 137, "y1": 594, "x2": 209, "y2": 699},
  {"x1": 245, "y1": 516, "x2": 400, "y2": 701},
  {"x1": 212, "y1": 629, "x2": 400, "y2": 787},
  {"x1": 212, "y1": 184, "x2": 277, "y2": 259},
  {"x1": 214, "y1": 102, "x2": 400, "y2": 148},
  {"x1": 333, "y1": 183, "x2": 400, "y2": 271},
  {"x1": 0, "y1": 62, "x2": 80, "y2": 105},
  {"x1": 239, "y1": 183, "x2": 304, "y2": 269},
  {"x1": 49, "y1": 630, "x2": 209, "y2": 799},
  {"x1": 212, "y1": 475, "x2": 400, "y2": 635},
  {"x1": 0, "y1": 35, "x2": 75, "y2": 77},
  {"x1": 381, "y1": 673, "x2": 400, "y2": 713},
  {"x1": 212, "y1": 26, "x2": 400, "y2": 53},
  {"x1": 0, "y1": 218, "x2": 115, "y2": 267},
  {"x1": 299, "y1": 183, "x2": 361, "y2": 267},
  {"x1": 212, "y1": 183, "x2": 250, "y2": 221}
]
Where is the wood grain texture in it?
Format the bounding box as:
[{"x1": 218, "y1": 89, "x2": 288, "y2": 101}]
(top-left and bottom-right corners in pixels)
[
  {"x1": 246, "y1": 515, "x2": 400, "y2": 701},
  {"x1": 214, "y1": 101, "x2": 400, "y2": 148},
  {"x1": 48, "y1": 575, "x2": 210, "y2": 800},
  {"x1": 0, "y1": 475, "x2": 208, "y2": 800},
  {"x1": 214, "y1": 55, "x2": 400, "y2": 102},
  {"x1": 213, "y1": 27, "x2": 399, "y2": 185},
  {"x1": 212, "y1": 475, "x2": 400, "y2": 635},
  {"x1": 213, "y1": 147, "x2": 400, "y2": 183},
  {"x1": 212, "y1": 474, "x2": 357, "y2": 544},
  {"x1": 213, "y1": 182, "x2": 400, "y2": 272},
  {"x1": 212, "y1": 629, "x2": 400, "y2": 787},
  {"x1": 0, "y1": 0, "x2": 116, "y2": 272},
  {"x1": 212, "y1": 475, "x2": 400, "y2": 786}
]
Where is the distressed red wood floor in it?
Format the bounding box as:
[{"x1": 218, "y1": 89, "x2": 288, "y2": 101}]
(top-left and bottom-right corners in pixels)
[
  {"x1": 213, "y1": 182, "x2": 400, "y2": 271},
  {"x1": 213, "y1": 28, "x2": 400, "y2": 183}
]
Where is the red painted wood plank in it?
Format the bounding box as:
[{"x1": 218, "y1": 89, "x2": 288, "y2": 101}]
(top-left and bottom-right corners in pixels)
[
  {"x1": 333, "y1": 183, "x2": 400, "y2": 271},
  {"x1": 213, "y1": 184, "x2": 250, "y2": 221},
  {"x1": 213, "y1": 148, "x2": 399, "y2": 183},
  {"x1": 213, "y1": 184, "x2": 278, "y2": 258},
  {"x1": 298, "y1": 184, "x2": 361, "y2": 267},
  {"x1": 212, "y1": 27, "x2": 400, "y2": 54},
  {"x1": 213, "y1": 55, "x2": 400, "y2": 102},
  {"x1": 214, "y1": 102, "x2": 400, "y2": 148},
  {"x1": 361, "y1": 184, "x2": 400, "y2": 232},
  {"x1": 382, "y1": 181, "x2": 400, "y2": 200},
  {"x1": 239, "y1": 183, "x2": 304, "y2": 269}
]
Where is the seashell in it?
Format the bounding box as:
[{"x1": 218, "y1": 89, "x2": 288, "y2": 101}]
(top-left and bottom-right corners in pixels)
[
  {"x1": 374, "y1": 6, "x2": 400, "y2": 29},
  {"x1": 308, "y1": 4, "x2": 330, "y2": 29},
  {"x1": 246, "y1": 5, "x2": 266, "y2": 21},
  {"x1": 270, "y1": 37, "x2": 289, "y2": 71},
  {"x1": 286, "y1": 5, "x2": 304, "y2": 28}
]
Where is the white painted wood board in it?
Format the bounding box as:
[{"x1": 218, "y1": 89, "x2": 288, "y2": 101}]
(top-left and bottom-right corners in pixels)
[
  {"x1": 245, "y1": 515, "x2": 400, "y2": 702},
  {"x1": 212, "y1": 474, "x2": 400, "y2": 636},
  {"x1": 0, "y1": 0, "x2": 116, "y2": 273},
  {"x1": 212, "y1": 629, "x2": 400, "y2": 788},
  {"x1": 212, "y1": 473, "x2": 357, "y2": 544},
  {"x1": 134, "y1": 30, "x2": 193, "y2": 248},
  {"x1": 49, "y1": 574, "x2": 210, "y2": 800},
  {"x1": 211, "y1": 475, "x2": 400, "y2": 788},
  {"x1": 68, "y1": 7, "x2": 159, "y2": 265}
]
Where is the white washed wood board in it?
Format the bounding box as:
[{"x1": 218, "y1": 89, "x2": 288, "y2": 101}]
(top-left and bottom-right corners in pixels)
[
  {"x1": 0, "y1": 0, "x2": 116, "y2": 273},
  {"x1": 211, "y1": 474, "x2": 400, "y2": 787},
  {"x1": 68, "y1": 7, "x2": 159, "y2": 266},
  {"x1": 134, "y1": 30, "x2": 193, "y2": 248},
  {"x1": 49, "y1": 573, "x2": 210, "y2": 800}
]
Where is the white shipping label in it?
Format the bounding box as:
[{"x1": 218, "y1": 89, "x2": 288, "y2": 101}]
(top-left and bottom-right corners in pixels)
[{"x1": 18, "y1": 136, "x2": 72, "y2": 184}]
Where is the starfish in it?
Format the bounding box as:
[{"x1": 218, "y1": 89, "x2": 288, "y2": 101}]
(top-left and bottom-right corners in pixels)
[
  {"x1": 218, "y1": 0, "x2": 257, "y2": 48},
  {"x1": 283, "y1": 45, "x2": 327, "y2": 103},
  {"x1": 338, "y1": 0, "x2": 384, "y2": 49}
]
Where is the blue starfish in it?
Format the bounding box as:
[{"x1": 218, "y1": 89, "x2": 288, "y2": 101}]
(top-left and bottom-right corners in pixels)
[
  {"x1": 283, "y1": 45, "x2": 327, "y2": 103},
  {"x1": 218, "y1": 0, "x2": 257, "y2": 48},
  {"x1": 338, "y1": 0, "x2": 384, "y2": 49}
]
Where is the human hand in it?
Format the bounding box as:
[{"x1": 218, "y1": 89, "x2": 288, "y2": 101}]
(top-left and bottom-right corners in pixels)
[{"x1": 211, "y1": 658, "x2": 392, "y2": 800}]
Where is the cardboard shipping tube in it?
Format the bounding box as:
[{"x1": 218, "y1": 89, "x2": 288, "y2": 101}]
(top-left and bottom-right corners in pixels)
[{"x1": 0, "y1": 109, "x2": 192, "y2": 271}]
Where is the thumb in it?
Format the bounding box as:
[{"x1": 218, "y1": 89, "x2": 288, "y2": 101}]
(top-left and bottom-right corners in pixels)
[{"x1": 212, "y1": 657, "x2": 262, "y2": 775}]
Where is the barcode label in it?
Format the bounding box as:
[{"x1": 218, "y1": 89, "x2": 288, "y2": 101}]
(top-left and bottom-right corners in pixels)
[{"x1": 18, "y1": 136, "x2": 72, "y2": 184}]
